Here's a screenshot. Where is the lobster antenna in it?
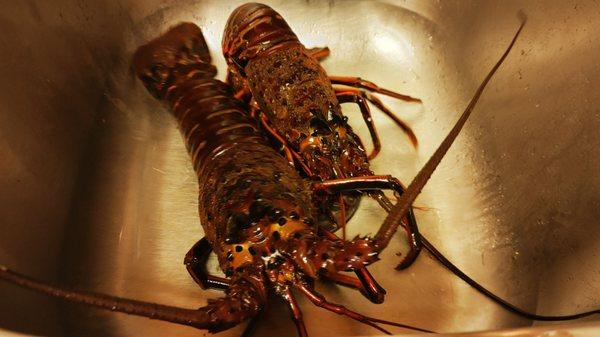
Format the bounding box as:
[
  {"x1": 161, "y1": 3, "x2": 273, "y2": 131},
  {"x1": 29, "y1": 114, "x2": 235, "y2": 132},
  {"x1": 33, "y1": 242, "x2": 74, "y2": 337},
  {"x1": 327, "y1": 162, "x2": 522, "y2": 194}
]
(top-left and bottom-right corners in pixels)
[
  {"x1": 0, "y1": 265, "x2": 240, "y2": 329},
  {"x1": 374, "y1": 14, "x2": 525, "y2": 255},
  {"x1": 419, "y1": 237, "x2": 600, "y2": 320},
  {"x1": 375, "y1": 13, "x2": 600, "y2": 320}
]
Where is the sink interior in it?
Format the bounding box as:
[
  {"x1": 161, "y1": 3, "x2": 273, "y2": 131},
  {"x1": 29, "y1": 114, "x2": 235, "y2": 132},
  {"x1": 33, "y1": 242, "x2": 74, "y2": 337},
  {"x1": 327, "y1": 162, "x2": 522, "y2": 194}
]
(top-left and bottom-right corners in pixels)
[{"x1": 0, "y1": 1, "x2": 599, "y2": 336}]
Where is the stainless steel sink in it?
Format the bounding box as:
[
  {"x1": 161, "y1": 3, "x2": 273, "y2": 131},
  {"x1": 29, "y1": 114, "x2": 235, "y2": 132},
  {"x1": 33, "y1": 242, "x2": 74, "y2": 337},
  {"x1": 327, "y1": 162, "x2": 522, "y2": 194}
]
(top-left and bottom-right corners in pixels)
[{"x1": 1, "y1": 1, "x2": 598, "y2": 336}]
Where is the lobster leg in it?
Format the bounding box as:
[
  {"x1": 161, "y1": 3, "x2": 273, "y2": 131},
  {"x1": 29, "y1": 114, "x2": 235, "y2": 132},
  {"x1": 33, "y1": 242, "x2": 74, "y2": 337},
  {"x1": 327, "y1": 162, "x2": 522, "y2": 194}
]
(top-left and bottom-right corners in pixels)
[
  {"x1": 337, "y1": 194, "x2": 348, "y2": 240},
  {"x1": 321, "y1": 272, "x2": 388, "y2": 305},
  {"x1": 282, "y1": 288, "x2": 309, "y2": 337},
  {"x1": 307, "y1": 50, "x2": 419, "y2": 109},
  {"x1": 184, "y1": 237, "x2": 230, "y2": 290},
  {"x1": 235, "y1": 87, "x2": 252, "y2": 102},
  {"x1": 256, "y1": 110, "x2": 314, "y2": 176},
  {"x1": 241, "y1": 309, "x2": 266, "y2": 337},
  {"x1": 259, "y1": 113, "x2": 295, "y2": 166},
  {"x1": 336, "y1": 88, "x2": 418, "y2": 150},
  {"x1": 369, "y1": 190, "x2": 420, "y2": 269},
  {"x1": 329, "y1": 76, "x2": 421, "y2": 103},
  {"x1": 336, "y1": 91, "x2": 382, "y2": 160},
  {"x1": 295, "y1": 282, "x2": 433, "y2": 334},
  {"x1": 315, "y1": 175, "x2": 408, "y2": 193},
  {"x1": 314, "y1": 175, "x2": 422, "y2": 269},
  {"x1": 322, "y1": 272, "x2": 363, "y2": 289}
]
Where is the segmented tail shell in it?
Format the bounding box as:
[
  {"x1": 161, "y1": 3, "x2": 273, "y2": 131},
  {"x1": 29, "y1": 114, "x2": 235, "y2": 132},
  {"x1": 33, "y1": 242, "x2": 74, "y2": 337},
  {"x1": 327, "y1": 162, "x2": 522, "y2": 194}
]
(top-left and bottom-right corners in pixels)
[{"x1": 166, "y1": 80, "x2": 264, "y2": 176}]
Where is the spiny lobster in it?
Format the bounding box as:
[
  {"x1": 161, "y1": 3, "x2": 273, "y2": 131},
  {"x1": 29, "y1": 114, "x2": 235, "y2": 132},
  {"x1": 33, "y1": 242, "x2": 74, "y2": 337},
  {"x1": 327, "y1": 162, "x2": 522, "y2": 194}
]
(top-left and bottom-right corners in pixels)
[
  {"x1": 223, "y1": 2, "x2": 429, "y2": 272},
  {"x1": 220, "y1": 2, "x2": 600, "y2": 322},
  {"x1": 1, "y1": 23, "x2": 433, "y2": 336}
]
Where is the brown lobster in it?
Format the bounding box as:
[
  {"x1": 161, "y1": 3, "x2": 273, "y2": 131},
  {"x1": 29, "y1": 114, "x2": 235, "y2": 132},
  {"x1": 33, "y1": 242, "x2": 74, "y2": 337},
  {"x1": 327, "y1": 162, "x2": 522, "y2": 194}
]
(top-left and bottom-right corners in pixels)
[
  {"x1": 222, "y1": 2, "x2": 426, "y2": 272},
  {"x1": 220, "y1": 3, "x2": 600, "y2": 322}
]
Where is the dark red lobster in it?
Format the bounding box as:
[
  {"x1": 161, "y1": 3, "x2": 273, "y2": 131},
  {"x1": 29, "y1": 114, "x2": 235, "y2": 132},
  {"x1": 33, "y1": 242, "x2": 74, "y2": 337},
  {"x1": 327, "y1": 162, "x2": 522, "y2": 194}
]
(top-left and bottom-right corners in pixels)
[
  {"x1": 221, "y1": 3, "x2": 600, "y2": 322},
  {"x1": 222, "y1": 3, "x2": 425, "y2": 271}
]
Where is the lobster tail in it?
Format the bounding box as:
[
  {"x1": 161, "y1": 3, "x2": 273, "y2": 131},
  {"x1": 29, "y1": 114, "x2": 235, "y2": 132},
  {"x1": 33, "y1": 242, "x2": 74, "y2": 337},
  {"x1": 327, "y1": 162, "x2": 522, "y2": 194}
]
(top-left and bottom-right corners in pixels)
[
  {"x1": 222, "y1": 3, "x2": 302, "y2": 72},
  {"x1": 166, "y1": 79, "x2": 263, "y2": 175},
  {"x1": 133, "y1": 22, "x2": 216, "y2": 99},
  {"x1": 133, "y1": 22, "x2": 265, "y2": 175}
]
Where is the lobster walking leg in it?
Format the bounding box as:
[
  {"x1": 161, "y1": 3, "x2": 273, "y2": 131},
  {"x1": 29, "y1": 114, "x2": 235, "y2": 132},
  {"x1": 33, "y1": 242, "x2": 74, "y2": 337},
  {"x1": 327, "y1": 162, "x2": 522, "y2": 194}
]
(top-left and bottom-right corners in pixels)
[
  {"x1": 306, "y1": 49, "x2": 419, "y2": 105},
  {"x1": 337, "y1": 195, "x2": 347, "y2": 240},
  {"x1": 282, "y1": 288, "x2": 309, "y2": 337},
  {"x1": 184, "y1": 237, "x2": 230, "y2": 290},
  {"x1": 336, "y1": 91, "x2": 383, "y2": 160},
  {"x1": 259, "y1": 113, "x2": 295, "y2": 166},
  {"x1": 321, "y1": 272, "x2": 364, "y2": 290},
  {"x1": 314, "y1": 175, "x2": 422, "y2": 269},
  {"x1": 295, "y1": 282, "x2": 434, "y2": 334},
  {"x1": 336, "y1": 88, "x2": 418, "y2": 149},
  {"x1": 306, "y1": 47, "x2": 330, "y2": 60},
  {"x1": 329, "y1": 75, "x2": 421, "y2": 103},
  {"x1": 369, "y1": 191, "x2": 421, "y2": 270},
  {"x1": 255, "y1": 108, "x2": 317, "y2": 176},
  {"x1": 321, "y1": 272, "x2": 387, "y2": 305},
  {"x1": 241, "y1": 309, "x2": 266, "y2": 337},
  {"x1": 315, "y1": 175, "x2": 409, "y2": 193}
]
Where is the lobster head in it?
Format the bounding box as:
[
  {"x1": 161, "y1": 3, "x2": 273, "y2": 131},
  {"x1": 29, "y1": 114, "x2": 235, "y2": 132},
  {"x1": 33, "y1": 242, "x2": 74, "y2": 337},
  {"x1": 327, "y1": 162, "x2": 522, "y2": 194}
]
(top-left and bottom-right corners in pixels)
[
  {"x1": 219, "y1": 197, "x2": 379, "y2": 295},
  {"x1": 133, "y1": 23, "x2": 216, "y2": 99},
  {"x1": 295, "y1": 111, "x2": 372, "y2": 182}
]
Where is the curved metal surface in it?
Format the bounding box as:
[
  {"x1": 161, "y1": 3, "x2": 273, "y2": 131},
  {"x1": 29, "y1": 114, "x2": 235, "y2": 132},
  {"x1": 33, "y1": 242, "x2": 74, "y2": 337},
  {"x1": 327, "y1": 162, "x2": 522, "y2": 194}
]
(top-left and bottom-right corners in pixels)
[{"x1": 0, "y1": 1, "x2": 598, "y2": 336}]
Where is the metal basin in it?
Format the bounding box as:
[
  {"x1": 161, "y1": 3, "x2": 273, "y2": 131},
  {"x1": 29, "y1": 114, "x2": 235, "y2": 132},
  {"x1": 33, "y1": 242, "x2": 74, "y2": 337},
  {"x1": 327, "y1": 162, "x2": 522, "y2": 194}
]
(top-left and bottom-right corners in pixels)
[{"x1": 0, "y1": 1, "x2": 598, "y2": 336}]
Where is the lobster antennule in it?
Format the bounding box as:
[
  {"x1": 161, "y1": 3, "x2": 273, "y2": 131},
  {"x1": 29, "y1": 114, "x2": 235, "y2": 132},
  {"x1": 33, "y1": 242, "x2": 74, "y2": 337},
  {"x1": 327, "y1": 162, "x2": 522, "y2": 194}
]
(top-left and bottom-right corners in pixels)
[{"x1": 0, "y1": 265, "x2": 265, "y2": 332}]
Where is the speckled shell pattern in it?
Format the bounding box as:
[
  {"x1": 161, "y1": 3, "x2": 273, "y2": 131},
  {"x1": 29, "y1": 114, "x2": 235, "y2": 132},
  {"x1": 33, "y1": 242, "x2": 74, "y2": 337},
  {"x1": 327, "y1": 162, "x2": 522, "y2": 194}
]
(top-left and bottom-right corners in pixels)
[
  {"x1": 171, "y1": 79, "x2": 314, "y2": 240},
  {"x1": 244, "y1": 47, "x2": 372, "y2": 178},
  {"x1": 133, "y1": 23, "x2": 315, "y2": 271},
  {"x1": 222, "y1": 3, "x2": 374, "y2": 227}
]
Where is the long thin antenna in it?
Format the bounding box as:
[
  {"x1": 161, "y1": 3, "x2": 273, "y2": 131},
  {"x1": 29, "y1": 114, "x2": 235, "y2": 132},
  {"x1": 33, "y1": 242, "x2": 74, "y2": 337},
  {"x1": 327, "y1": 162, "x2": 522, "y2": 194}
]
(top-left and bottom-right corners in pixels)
[
  {"x1": 373, "y1": 13, "x2": 600, "y2": 320},
  {"x1": 374, "y1": 14, "x2": 526, "y2": 255},
  {"x1": 0, "y1": 265, "x2": 249, "y2": 330}
]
